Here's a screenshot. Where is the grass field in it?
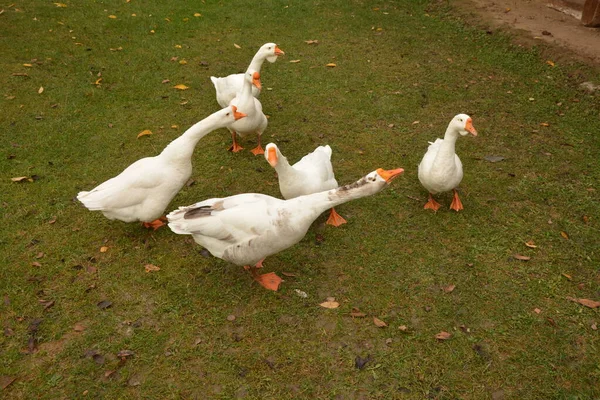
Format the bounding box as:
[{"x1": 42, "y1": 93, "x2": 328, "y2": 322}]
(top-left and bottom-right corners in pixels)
[{"x1": 1, "y1": 0, "x2": 599, "y2": 398}]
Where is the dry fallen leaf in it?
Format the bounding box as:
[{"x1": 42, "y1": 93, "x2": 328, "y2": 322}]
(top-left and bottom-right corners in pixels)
[
  {"x1": 561, "y1": 273, "x2": 573, "y2": 281},
  {"x1": 443, "y1": 284, "x2": 456, "y2": 293},
  {"x1": 525, "y1": 240, "x2": 537, "y2": 248},
  {"x1": 304, "y1": 40, "x2": 319, "y2": 44},
  {"x1": 435, "y1": 331, "x2": 452, "y2": 340},
  {"x1": 173, "y1": 84, "x2": 189, "y2": 90},
  {"x1": 38, "y1": 86, "x2": 44, "y2": 94},
  {"x1": 567, "y1": 297, "x2": 600, "y2": 309},
  {"x1": 194, "y1": 12, "x2": 201, "y2": 17},
  {"x1": 540, "y1": 122, "x2": 550, "y2": 127},
  {"x1": 137, "y1": 129, "x2": 153, "y2": 138},
  {"x1": 546, "y1": 60, "x2": 555, "y2": 67},
  {"x1": 73, "y1": 323, "x2": 86, "y2": 332},
  {"x1": 100, "y1": 246, "x2": 109, "y2": 253},
  {"x1": 0, "y1": 376, "x2": 16, "y2": 390},
  {"x1": 289, "y1": 59, "x2": 301, "y2": 63},
  {"x1": 144, "y1": 263, "x2": 160, "y2": 273},
  {"x1": 320, "y1": 297, "x2": 340, "y2": 309},
  {"x1": 326, "y1": 63, "x2": 337, "y2": 67},
  {"x1": 54, "y1": 2, "x2": 67, "y2": 7},
  {"x1": 560, "y1": 231, "x2": 569, "y2": 239},
  {"x1": 11, "y1": 176, "x2": 30, "y2": 182},
  {"x1": 373, "y1": 317, "x2": 388, "y2": 328},
  {"x1": 179, "y1": 60, "x2": 187, "y2": 65},
  {"x1": 233, "y1": 43, "x2": 241, "y2": 49},
  {"x1": 534, "y1": 308, "x2": 541, "y2": 314},
  {"x1": 108, "y1": 15, "x2": 117, "y2": 19}
]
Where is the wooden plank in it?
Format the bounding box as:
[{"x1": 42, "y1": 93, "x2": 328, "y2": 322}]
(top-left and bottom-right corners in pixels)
[{"x1": 582, "y1": 0, "x2": 600, "y2": 26}]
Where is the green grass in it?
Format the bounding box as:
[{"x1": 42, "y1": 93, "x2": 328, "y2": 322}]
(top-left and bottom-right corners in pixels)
[{"x1": 1, "y1": 0, "x2": 600, "y2": 398}]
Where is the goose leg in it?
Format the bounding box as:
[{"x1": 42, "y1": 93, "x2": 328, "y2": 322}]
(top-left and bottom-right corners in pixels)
[
  {"x1": 424, "y1": 193, "x2": 441, "y2": 211},
  {"x1": 142, "y1": 216, "x2": 167, "y2": 230},
  {"x1": 449, "y1": 189, "x2": 464, "y2": 212},
  {"x1": 326, "y1": 207, "x2": 347, "y2": 227},
  {"x1": 250, "y1": 134, "x2": 264, "y2": 156},
  {"x1": 228, "y1": 131, "x2": 244, "y2": 153},
  {"x1": 244, "y1": 259, "x2": 282, "y2": 291}
]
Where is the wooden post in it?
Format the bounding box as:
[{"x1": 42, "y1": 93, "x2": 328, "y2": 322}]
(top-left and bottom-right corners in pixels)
[{"x1": 582, "y1": 0, "x2": 600, "y2": 26}]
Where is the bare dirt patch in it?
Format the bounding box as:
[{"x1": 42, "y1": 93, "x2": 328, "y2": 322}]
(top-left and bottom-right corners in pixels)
[{"x1": 454, "y1": 0, "x2": 600, "y2": 66}]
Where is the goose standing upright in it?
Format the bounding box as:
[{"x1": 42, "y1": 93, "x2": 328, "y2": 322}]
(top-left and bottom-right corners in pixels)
[
  {"x1": 264, "y1": 143, "x2": 347, "y2": 226},
  {"x1": 167, "y1": 168, "x2": 404, "y2": 290},
  {"x1": 210, "y1": 43, "x2": 285, "y2": 108},
  {"x1": 77, "y1": 106, "x2": 246, "y2": 228},
  {"x1": 417, "y1": 114, "x2": 478, "y2": 211},
  {"x1": 227, "y1": 70, "x2": 268, "y2": 155}
]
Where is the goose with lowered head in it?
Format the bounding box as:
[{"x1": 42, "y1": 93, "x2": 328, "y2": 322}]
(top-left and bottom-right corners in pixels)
[
  {"x1": 210, "y1": 43, "x2": 284, "y2": 108},
  {"x1": 77, "y1": 106, "x2": 246, "y2": 229},
  {"x1": 167, "y1": 167, "x2": 404, "y2": 290},
  {"x1": 417, "y1": 114, "x2": 478, "y2": 211},
  {"x1": 264, "y1": 142, "x2": 347, "y2": 226}
]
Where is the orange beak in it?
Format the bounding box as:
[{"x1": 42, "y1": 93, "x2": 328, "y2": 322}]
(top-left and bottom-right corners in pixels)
[
  {"x1": 376, "y1": 168, "x2": 404, "y2": 183},
  {"x1": 465, "y1": 118, "x2": 478, "y2": 136},
  {"x1": 267, "y1": 146, "x2": 278, "y2": 167},
  {"x1": 231, "y1": 105, "x2": 247, "y2": 120},
  {"x1": 274, "y1": 46, "x2": 285, "y2": 56},
  {"x1": 252, "y1": 72, "x2": 262, "y2": 90}
]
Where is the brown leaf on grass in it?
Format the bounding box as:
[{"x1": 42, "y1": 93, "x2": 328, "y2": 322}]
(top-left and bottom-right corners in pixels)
[
  {"x1": 117, "y1": 349, "x2": 135, "y2": 359},
  {"x1": 173, "y1": 84, "x2": 189, "y2": 90},
  {"x1": 289, "y1": 59, "x2": 301, "y2": 63},
  {"x1": 561, "y1": 273, "x2": 573, "y2": 281},
  {"x1": 325, "y1": 63, "x2": 337, "y2": 67},
  {"x1": 434, "y1": 331, "x2": 452, "y2": 340},
  {"x1": 350, "y1": 307, "x2": 366, "y2": 318},
  {"x1": 512, "y1": 254, "x2": 531, "y2": 261},
  {"x1": 281, "y1": 272, "x2": 297, "y2": 277},
  {"x1": 99, "y1": 246, "x2": 108, "y2": 253},
  {"x1": 546, "y1": 60, "x2": 555, "y2": 67},
  {"x1": 233, "y1": 43, "x2": 241, "y2": 49},
  {"x1": 39, "y1": 299, "x2": 55, "y2": 310},
  {"x1": 582, "y1": 215, "x2": 589, "y2": 224},
  {"x1": 73, "y1": 323, "x2": 86, "y2": 332},
  {"x1": 567, "y1": 297, "x2": 600, "y2": 309},
  {"x1": 320, "y1": 297, "x2": 340, "y2": 309},
  {"x1": 398, "y1": 325, "x2": 408, "y2": 332},
  {"x1": 48, "y1": 216, "x2": 57, "y2": 224},
  {"x1": 0, "y1": 376, "x2": 16, "y2": 390},
  {"x1": 533, "y1": 308, "x2": 541, "y2": 314},
  {"x1": 31, "y1": 262, "x2": 42, "y2": 267},
  {"x1": 11, "y1": 176, "x2": 31, "y2": 182},
  {"x1": 560, "y1": 231, "x2": 569, "y2": 239},
  {"x1": 35, "y1": 252, "x2": 44, "y2": 259},
  {"x1": 11, "y1": 72, "x2": 28, "y2": 77},
  {"x1": 162, "y1": 79, "x2": 170, "y2": 84},
  {"x1": 137, "y1": 129, "x2": 152, "y2": 138},
  {"x1": 304, "y1": 40, "x2": 319, "y2": 44},
  {"x1": 540, "y1": 122, "x2": 550, "y2": 127},
  {"x1": 525, "y1": 240, "x2": 537, "y2": 248},
  {"x1": 373, "y1": 317, "x2": 388, "y2": 328},
  {"x1": 144, "y1": 264, "x2": 160, "y2": 273},
  {"x1": 443, "y1": 284, "x2": 456, "y2": 293}
]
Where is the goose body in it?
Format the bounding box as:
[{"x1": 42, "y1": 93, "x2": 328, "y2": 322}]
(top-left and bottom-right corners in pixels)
[
  {"x1": 210, "y1": 43, "x2": 284, "y2": 108},
  {"x1": 167, "y1": 168, "x2": 404, "y2": 290},
  {"x1": 227, "y1": 71, "x2": 268, "y2": 155},
  {"x1": 265, "y1": 143, "x2": 346, "y2": 226},
  {"x1": 417, "y1": 114, "x2": 477, "y2": 211},
  {"x1": 77, "y1": 106, "x2": 246, "y2": 226}
]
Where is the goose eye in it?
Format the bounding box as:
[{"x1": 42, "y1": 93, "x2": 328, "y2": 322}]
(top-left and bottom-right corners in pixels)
[
  {"x1": 226, "y1": 112, "x2": 230, "y2": 116},
  {"x1": 458, "y1": 118, "x2": 463, "y2": 122}
]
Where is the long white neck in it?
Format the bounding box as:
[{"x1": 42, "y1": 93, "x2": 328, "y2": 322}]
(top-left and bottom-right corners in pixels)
[
  {"x1": 272, "y1": 155, "x2": 298, "y2": 180},
  {"x1": 160, "y1": 113, "x2": 225, "y2": 162},
  {"x1": 247, "y1": 52, "x2": 266, "y2": 73},
  {"x1": 433, "y1": 124, "x2": 460, "y2": 167},
  {"x1": 290, "y1": 176, "x2": 381, "y2": 218}
]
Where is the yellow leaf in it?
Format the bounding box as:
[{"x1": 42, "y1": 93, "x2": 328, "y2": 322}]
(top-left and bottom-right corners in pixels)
[
  {"x1": 171, "y1": 124, "x2": 179, "y2": 129},
  {"x1": 23, "y1": 63, "x2": 33, "y2": 67},
  {"x1": 137, "y1": 129, "x2": 153, "y2": 138},
  {"x1": 546, "y1": 60, "x2": 555, "y2": 67},
  {"x1": 150, "y1": 30, "x2": 155, "y2": 33},
  {"x1": 289, "y1": 59, "x2": 301, "y2": 63},
  {"x1": 435, "y1": 331, "x2": 452, "y2": 340},
  {"x1": 108, "y1": 15, "x2": 117, "y2": 19},
  {"x1": 11, "y1": 176, "x2": 29, "y2": 182},
  {"x1": 54, "y1": 3, "x2": 67, "y2": 7},
  {"x1": 233, "y1": 43, "x2": 241, "y2": 49},
  {"x1": 193, "y1": 12, "x2": 201, "y2": 17},
  {"x1": 100, "y1": 246, "x2": 109, "y2": 253},
  {"x1": 38, "y1": 86, "x2": 44, "y2": 94},
  {"x1": 304, "y1": 40, "x2": 319, "y2": 45},
  {"x1": 525, "y1": 240, "x2": 537, "y2": 248},
  {"x1": 373, "y1": 317, "x2": 388, "y2": 328},
  {"x1": 144, "y1": 264, "x2": 160, "y2": 273},
  {"x1": 173, "y1": 84, "x2": 189, "y2": 90},
  {"x1": 326, "y1": 63, "x2": 337, "y2": 67},
  {"x1": 94, "y1": 78, "x2": 102, "y2": 85},
  {"x1": 513, "y1": 254, "x2": 531, "y2": 261},
  {"x1": 178, "y1": 59, "x2": 187, "y2": 65},
  {"x1": 561, "y1": 273, "x2": 572, "y2": 281},
  {"x1": 540, "y1": 122, "x2": 550, "y2": 127},
  {"x1": 560, "y1": 231, "x2": 569, "y2": 239},
  {"x1": 174, "y1": 44, "x2": 182, "y2": 49}
]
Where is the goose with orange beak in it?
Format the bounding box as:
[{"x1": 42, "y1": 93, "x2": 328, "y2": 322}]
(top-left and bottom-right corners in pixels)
[
  {"x1": 265, "y1": 143, "x2": 347, "y2": 226},
  {"x1": 167, "y1": 167, "x2": 404, "y2": 291},
  {"x1": 418, "y1": 114, "x2": 478, "y2": 211}
]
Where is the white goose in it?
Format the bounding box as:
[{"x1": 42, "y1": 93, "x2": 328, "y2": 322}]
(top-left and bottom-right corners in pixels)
[
  {"x1": 210, "y1": 43, "x2": 285, "y2": 108},
  {"x1": 167, "y1": 167, "x2": 404, "y2": 290},
  {"x1": 417, "y1": 114, "x2": 478, "y2": 211},
  {"x1": 77, "y1": 106, "x2": 246, "y2": 228},
  {"x1": 264, "y1": 143, "x2": 347, "y2": 226},
  {"x1": 227, "y1": 70, "x2": 268, "y2": 155}
]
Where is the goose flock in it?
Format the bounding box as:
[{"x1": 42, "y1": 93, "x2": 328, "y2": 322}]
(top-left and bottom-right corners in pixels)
[{"x1": 77, "y1": 42, "x2": 477, "y2": 291}]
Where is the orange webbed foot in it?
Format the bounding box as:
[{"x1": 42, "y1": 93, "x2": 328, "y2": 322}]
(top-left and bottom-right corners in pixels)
[
  {"x1": 450, "y1": 189, "x2": 464, "y2": 212},
  {"x1": 250, "y1": 145, "x2": 264, "y2": 156},
  {"x1": 254, "y1": 272, "x2": 282, "y2": 291},
  {"x1": 424, "y1": 193, "x2": 441, "y2": 211},
  {"x1": 228, "y1": 142, "x2": 244, "y2": 153},
  {"x1": 142, "y1": 216, "x2": 167, "y2": 230},
  {"x1": 326, "y1": 208, "x2": 347, "y2": 227}
]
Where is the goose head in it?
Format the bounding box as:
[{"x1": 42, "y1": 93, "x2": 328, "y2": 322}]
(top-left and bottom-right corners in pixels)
[
  {"x1": 219, "y1": 105, "x2": 247, "y2": 122},
  {"x1": 450, "y1": 114, "x2": 478, "y2": 137},
  {"x1": 245, "y1": 70, "x2": 262, "y2": 90},
  {"x1": 258, "y1": 42, "x2": 285, "y2": 63},
  {"x1": 336, "y1": 168, "x2": 404, "y2": 197},
  {"x1": 265, "y1": 143, "x2": 286, "y2": 167}
]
